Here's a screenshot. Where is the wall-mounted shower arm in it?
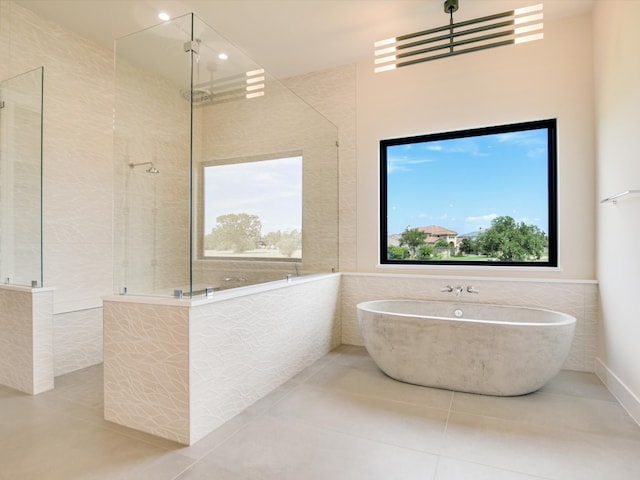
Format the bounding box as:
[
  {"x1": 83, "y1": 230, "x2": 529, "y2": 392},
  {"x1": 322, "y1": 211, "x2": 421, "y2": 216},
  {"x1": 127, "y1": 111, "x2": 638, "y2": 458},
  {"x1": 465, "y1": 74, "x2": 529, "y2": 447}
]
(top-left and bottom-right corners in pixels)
[
  {"x1": 129, "y1": 161, "x2": 152, "y2": 168},
  {"x1": 128, "y1": 161, "x2": 159, "y2": 174}
]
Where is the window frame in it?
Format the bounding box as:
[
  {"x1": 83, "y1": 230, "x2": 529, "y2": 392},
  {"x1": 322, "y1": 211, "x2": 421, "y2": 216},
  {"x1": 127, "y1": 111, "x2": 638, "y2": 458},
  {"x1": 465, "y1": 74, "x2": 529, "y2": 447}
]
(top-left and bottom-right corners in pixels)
[
  {"x1": 199, "y1": 152, "x2": 303, "y2": 263},
  {"x1": 379, "y1": 118, "x2": 558, "y2": 268}
]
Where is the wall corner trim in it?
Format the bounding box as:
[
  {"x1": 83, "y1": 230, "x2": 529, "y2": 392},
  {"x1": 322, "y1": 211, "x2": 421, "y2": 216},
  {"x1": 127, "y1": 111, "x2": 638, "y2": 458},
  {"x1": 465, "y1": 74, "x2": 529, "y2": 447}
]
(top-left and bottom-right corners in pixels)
[{"x1": 595, "y1": 357, "x2": 640, "y2": 427}]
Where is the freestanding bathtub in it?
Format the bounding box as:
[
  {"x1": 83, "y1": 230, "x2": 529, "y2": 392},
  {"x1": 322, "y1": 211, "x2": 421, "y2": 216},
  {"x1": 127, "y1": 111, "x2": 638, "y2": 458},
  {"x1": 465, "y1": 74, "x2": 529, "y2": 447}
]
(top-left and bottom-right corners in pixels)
[{"x1": 357, "y1": 299, "x2": 576, "y2": 396}]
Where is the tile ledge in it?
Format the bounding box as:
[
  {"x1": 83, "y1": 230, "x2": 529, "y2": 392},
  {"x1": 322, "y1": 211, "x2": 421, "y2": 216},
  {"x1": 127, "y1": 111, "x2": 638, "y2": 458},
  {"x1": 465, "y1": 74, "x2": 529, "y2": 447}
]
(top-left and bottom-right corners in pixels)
[
  {"x1": 103, "y1": 272, "x2": 340, "y2": 307},
  {"x1": 341, "y1": 272, "x2": 598, "y2": 284},
  {"x1": 0, "y1": 284, "x2": 56, "y2": 293}
]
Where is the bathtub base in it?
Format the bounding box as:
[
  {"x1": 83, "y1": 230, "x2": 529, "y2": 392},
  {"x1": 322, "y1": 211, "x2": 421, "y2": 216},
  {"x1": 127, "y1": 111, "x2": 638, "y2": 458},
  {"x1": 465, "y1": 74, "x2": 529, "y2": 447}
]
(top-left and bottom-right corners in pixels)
[{"x1": 358, "y1": 300, "x2": 576, "y2": 397}]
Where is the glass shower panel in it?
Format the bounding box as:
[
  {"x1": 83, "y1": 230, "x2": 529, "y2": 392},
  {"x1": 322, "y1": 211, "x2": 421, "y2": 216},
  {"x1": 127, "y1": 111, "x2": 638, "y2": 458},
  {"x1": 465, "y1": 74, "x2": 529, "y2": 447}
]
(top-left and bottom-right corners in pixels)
[
  {"x1": 192, "y1": 15, "x2": 339, "y2": 290},
  {"x1": 0, "y1": 67, "x2": 44, "y2": 288},
  {"x1": 114, "y1": 13, "x2": 338, "y2": 297},
  {"x1": 113, "y1": 15, "x2": 193, "y2": 297}
]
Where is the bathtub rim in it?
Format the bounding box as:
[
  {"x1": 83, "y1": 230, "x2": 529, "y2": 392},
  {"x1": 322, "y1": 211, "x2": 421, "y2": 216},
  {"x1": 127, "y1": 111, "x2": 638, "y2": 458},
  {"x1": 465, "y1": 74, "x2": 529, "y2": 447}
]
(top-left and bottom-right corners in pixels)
[{"x1": 357, "y1": 299, "x2": 576, "y2": 327}]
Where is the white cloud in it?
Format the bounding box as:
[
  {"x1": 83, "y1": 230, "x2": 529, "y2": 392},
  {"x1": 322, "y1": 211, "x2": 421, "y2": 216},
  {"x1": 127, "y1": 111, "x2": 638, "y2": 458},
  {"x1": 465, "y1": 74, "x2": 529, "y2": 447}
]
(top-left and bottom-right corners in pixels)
[
  {"x1": 387, "y1": 155, "x2": 433, "y2": 173},
  {"x1": 465, "y1": 213, "x2": 498, "y2": 223}
]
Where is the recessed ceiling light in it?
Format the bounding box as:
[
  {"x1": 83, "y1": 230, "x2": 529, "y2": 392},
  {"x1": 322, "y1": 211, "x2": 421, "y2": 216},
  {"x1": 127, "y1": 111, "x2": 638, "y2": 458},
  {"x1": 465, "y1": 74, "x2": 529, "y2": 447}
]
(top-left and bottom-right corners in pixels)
[
  {"x1": 218, "y1": 53, "x2": 229, "y2": 60},
  {"x1": 158, "y1": 12, "x2": 170, "y2": 21}
]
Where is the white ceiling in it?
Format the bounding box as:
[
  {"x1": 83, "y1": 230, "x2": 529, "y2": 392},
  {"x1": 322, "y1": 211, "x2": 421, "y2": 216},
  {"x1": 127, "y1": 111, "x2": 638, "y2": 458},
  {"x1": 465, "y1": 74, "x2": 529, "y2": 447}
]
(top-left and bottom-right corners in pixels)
[{"x1": 15, "y1": 0, "x2": 596, "y2": 79}]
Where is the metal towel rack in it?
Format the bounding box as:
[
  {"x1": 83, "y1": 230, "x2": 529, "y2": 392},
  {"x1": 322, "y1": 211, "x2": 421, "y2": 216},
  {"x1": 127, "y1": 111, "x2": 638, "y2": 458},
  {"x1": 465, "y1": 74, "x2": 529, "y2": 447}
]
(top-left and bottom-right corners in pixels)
[{"x1": 600, "y1": 190, "x2": 640, "y2": 205}]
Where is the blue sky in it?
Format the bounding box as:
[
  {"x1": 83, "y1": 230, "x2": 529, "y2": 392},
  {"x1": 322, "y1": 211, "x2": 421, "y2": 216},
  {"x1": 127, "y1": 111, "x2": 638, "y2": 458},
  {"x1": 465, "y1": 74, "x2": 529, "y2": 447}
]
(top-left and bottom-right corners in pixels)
[
  {"x1": 385, "y1": 128, "x2": 549, "y2": 236},
  {"x1": 204, "y1": 156, "x2": 302, "y2": 235}
]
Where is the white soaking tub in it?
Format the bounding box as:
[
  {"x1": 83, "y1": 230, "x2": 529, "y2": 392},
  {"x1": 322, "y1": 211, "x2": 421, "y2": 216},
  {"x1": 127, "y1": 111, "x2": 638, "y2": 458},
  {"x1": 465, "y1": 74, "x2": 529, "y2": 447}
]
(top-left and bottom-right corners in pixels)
[{"x1": 357, "y1": 299, "x2": 576, "y2": 396}]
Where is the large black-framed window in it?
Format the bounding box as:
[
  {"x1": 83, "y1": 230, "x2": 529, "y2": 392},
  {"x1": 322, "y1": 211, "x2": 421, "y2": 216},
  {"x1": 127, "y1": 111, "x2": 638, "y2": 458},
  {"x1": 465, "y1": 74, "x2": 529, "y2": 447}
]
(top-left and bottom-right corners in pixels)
[{"x1": 380, "y1": 119, "x2": 558, "y2": 267}]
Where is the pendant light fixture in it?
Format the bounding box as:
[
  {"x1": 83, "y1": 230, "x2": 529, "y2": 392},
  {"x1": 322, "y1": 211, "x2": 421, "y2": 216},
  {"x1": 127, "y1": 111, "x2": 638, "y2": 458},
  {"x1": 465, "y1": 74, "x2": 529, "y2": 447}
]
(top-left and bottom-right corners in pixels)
[{"x1": 374, "y1": 0, "x2": 544, "y2": 73}]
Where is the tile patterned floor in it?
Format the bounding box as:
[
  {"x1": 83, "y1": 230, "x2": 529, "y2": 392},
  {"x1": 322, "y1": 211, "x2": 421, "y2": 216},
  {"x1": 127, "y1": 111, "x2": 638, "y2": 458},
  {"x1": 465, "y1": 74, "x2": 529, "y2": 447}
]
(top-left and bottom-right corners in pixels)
[{"x1": 1, "y1": 345, "x2": 639, "y2": 479}]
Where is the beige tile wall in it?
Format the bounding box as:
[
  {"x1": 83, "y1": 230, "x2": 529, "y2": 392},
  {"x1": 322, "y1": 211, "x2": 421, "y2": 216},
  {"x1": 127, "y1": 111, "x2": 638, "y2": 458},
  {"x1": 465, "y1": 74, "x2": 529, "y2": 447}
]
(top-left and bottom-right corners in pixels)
[
  {"x1": 189, "y1": 274, "x2": 341, "y2": 443},
  {"x1": 284, "y1": 64, "x2": 358, "y2": 273},
  {"x1": 103, "y1": 274, "x2": 340, "y2": 445},
  {"x1": 1, "y1": 1, "x2": 113, "y2": 376},
  {"x1": 0, "y1": 285, "x2": 53, "y2": 394},
  {"x1": 53, "y1": 307, "x2": 103, "y2": 376},
  {"x1": 196, "y1": 77, "x2": 340, "y2": 282}
]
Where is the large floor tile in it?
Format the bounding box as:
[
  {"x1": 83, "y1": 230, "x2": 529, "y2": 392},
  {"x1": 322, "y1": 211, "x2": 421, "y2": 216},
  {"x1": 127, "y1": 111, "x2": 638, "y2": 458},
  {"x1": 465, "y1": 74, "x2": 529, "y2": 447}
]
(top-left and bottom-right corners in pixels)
[
  {"x1": 172, "y1": 409, "x2": 261, "y2": 461},
  {"x1": 268, "y1": 384, "x2": 449, "y2": 453},
  {"x1": 451, "y1": 389, "x2": 640, "y2": 439},
  {"x1": 0, "y1": 416, "x2": 195, "y2": 480},
  {"x1": 177, "y1": 415, "x2": 439, "y2": 480},
  {"x1": 539, "y1": 370, "x2": 618, "y2": 402},
  {"x1": 0, "y1": 389, "x2": 69, "y2": 437},
  {"x1": 435, "y1": 457, "x2": 552, "y2": 480},
  {"x1": 328, "y1": 344, "x2": 377, "y2": 368},
  {"x1": 2, "y1": 348, "x2": 639, "y2": 480},
  {"x1": 442, "y1": 411, "x2": 640, "y2": 480},
  {"x1": 305, "y1": 356, "x2": 453, "y2": 409},
  {"x1": 26, "y1": 388, "x2": 104, "y2": 424},
  {"x1": 284, "y1": 354, "x2": 339, "y2": 385},
  {"x1": 53, "y1": 364, "x2": 104, "y2": 405}
]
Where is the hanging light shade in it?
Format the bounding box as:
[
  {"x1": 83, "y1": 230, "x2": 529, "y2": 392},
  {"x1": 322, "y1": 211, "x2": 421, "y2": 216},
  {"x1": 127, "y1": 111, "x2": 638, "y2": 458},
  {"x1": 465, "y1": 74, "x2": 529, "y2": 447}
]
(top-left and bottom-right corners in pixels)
[{"x1": 374, "y1": 1, "x2": 544, "y2": 73}]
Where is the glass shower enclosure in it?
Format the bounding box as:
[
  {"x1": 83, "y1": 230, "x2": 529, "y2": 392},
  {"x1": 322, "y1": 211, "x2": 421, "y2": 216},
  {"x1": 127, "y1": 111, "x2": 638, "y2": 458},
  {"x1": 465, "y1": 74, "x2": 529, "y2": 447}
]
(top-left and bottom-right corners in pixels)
[
  {"x1": 0, "y1": 67, "x2": 44, "y2": 288},
  {"x1": 113, "y1": 13, "x2": 338, "y2": 298}
]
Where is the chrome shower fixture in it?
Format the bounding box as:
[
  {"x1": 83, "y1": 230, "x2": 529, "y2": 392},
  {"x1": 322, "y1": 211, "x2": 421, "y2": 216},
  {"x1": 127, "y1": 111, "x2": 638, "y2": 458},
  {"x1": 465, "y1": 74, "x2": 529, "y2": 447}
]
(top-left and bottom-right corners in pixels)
[
  {"x1": 129, "y1": 161, "x2": 159, "y2": 174},
  {"x1": 181, "y1": 37, "x2": 265, "y2": 106},
  {"x1": 179, "y1": 69, "x2": 266, "y2": 106}
]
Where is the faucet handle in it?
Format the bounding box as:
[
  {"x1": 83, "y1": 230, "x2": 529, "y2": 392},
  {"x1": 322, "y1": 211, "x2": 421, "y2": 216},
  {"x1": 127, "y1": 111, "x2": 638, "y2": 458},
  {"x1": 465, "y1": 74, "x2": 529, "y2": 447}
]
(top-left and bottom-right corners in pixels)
[
  {"x1": 466, "y1": 286, "x2": 479, "y2": 294},
  {"x1": 441, "y1": 285, "x2": 454, "y2": 293}
]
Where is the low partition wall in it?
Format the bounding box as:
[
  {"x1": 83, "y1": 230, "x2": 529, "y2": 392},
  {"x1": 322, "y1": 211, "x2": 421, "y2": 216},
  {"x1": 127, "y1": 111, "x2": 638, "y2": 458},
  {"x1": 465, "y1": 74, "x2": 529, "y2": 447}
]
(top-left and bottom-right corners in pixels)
[
  {"x1": 103, "y1": 273, "x2": 340, "y2": 445},
  {"x1": 0, "y1": 284, "x2": 55, "y2": 394},
  {"x1": 54, "y1": 307, "x2": 103, "y2": 376},
  {"x1": 340, "y1": 273, "x2": 599, "y2": 373}
]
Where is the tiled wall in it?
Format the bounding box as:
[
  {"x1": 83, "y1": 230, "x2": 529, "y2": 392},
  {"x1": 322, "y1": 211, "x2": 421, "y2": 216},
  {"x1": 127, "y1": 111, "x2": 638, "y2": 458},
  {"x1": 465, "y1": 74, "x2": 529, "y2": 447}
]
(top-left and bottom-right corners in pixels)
[
  {"x1": 103, "y1": 274, "x2": 340, "y2": 445},
  {"x1": 196, "y1": 77, "x2": 340, "y2": 282},
  {"x1": 0, "y1": 285, "x2": 54, "y2": 394},
  {"x1": 189, "y1": 274, "x2": 341, "y2": 443},
  {"x1": 103, "y1": 300, "x2": 191, "y2": 443},
  {"x1": 284, "y1": 64, "x2": 358, "y2": 273},
  {"x1": 341, "y1": 274, "x2": 598, "y2": 372},
  {"x1": 53, "y1": 307, "x2": 103, "y2": 377},
  {"x1": 1, "y1": 2, "x2": 113, "y2": 376},
  {"x1": 1, "y1": 2, "x2": 114, "y2": 314}
]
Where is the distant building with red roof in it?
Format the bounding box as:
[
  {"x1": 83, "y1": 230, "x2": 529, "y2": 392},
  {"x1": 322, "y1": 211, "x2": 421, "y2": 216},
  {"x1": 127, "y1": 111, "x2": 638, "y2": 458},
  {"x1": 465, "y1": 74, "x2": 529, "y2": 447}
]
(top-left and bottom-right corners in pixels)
[{"x1": 416, "y1": 225, "x2": 458, "y2": 246}]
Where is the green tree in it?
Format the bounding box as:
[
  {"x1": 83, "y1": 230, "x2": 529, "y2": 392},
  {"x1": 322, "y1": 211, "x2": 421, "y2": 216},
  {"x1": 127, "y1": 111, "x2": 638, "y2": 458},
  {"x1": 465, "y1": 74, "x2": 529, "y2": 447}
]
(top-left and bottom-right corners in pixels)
[
  {"x1": 263, "y1": 231, "x2": 282, "y2": 249},
  {"x1": 434, "y1": 238, "x2": 450, "y2": 248},
  {"x1": 478, "y1": 216, "x2": 547, "y2": 261},
  {"x1": 277, "y1": 229, "x2": 302, "y2": 258},
  {"x1": 416, "y1": 244, "x2": 435, "y2": 260},
  {"x1": 458, "y1": 237, "x2": 478, "y2": 255},
  {"x1": 398, "y1": 227, "x2": 427, "y2": 258},
  {"x1": 205, "y1": 213, "x2": 262, "y2": 253},
  {"x1": 387, "y1": 245, "x2": 410, "y2": 259}
]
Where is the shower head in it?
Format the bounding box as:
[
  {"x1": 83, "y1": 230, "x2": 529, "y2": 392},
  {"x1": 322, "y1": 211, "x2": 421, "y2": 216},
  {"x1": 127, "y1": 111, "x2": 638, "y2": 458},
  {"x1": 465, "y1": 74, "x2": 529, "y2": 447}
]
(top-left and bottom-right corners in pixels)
[
  {"x1": 179, "y1": 87, "x2": 212, "y2": 105},
  {"x1": 129, "y1": 162, "x2": 160, "y2": 174}
]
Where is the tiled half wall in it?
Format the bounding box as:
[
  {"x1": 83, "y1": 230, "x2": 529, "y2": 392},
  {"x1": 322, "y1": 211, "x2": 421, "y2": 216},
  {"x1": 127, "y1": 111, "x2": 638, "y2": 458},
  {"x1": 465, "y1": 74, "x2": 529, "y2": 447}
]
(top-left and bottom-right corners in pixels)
[
  {"x1": 53, "y1": 307, "x2": 103, "y2": 376},
  {"x1": 103, "y1": 274, "x2": 340, "y2": 445},
  {"x1": 0, "y1": 285, "x2": 54, "y2": 394}
]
